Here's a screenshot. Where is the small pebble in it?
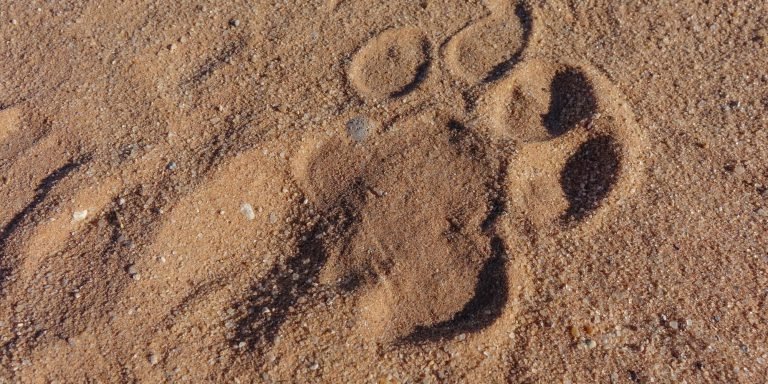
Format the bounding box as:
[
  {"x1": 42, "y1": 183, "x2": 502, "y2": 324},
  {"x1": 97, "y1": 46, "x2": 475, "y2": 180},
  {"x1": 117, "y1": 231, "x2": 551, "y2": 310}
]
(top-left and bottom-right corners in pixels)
[
  {"x1": 584, "y1": 339, "x2": 597, "y2": 349},
  {"x1": 148, "y1": 354, "x2": 159, "y2": 365},
  {"x1": 346, "y1": 116, "x2": 373, "y2": 143},
  {"x1": 268, "y1": 212, "x2": 278, "y2": 224},
  {"x1": 167, "y1": 162, "x2": 178, "y2": 171},
  {"x1": 309, "y1": 363, "x2": 320, "y2": 370},
  {"x1": 757, "y1": 208, "x2": 768, "y2": 217},
  {"x1": 72, "y1": 210, "x2": 88, "y2": 222},
  {"x1": 127, "y1": 264, "x2": 141, "y2": 280},
  {"x1": 229, "y1": 19, "x2": 241, "y2": 27},
  {"x1": 669, "y1": 320, "x2": 679, "y2": 330},
  {"x1": 734, "y1": 164, "x2": 746, "y2": 175}
]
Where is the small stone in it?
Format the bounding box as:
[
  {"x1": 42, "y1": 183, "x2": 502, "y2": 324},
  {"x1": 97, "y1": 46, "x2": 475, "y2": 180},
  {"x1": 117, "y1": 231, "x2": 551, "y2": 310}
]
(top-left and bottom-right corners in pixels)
[
  {"x1": 346, "y1": 116, "x2": 373, "y2": 142},
  {"x1": 127, "y1": 264, "x2": 141, "y2": 280},
  {"x1": 240, "y1": 203, "x2": 256, "y2": 220},
  {"x1": 229, "y1": 19, "x2": 241, "y2": 27},
  {"x1": 268, "y1": 212, "x2": 278, "y2": 224},
  {"x1": 309, "y1": 363, "x2": 319, "y2": 370},
  {"x1": 756, "y1": 208, "x2": 768, "y2": 217},
  {"x1": 72, "y1": 210, "x2": 88, "y2": 222},
  {"x1": 456, "y1": 333, "x2": 466, "y2": 341},
  {"x1": 734, "y1": 164, "x2": 746, "y2": 175},
  {"x1": 669, "y1": 320, "x2": 679, "y2": 330},
  {"x1": 168, "y1": 43, "x2": 177, "y2": 51},
  {"x1": 167, "y1": 162, "x2": 178, "y2": 171},
  {"x1": 148, "y1": 353, "x2": 159, "y2": 365},
  {"x1": 584, "y1": 339, "x2": 597, "y2": 349},
  {"x1": 569, "y1": 325, "x2": 580, "y2": 338}
]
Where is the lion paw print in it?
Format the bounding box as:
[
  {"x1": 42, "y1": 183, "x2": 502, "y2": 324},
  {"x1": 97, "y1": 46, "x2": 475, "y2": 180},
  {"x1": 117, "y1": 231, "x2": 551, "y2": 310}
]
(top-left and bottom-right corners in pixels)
[{"x1": 236, "y1": 0, "x2": 646, "y2": 379}]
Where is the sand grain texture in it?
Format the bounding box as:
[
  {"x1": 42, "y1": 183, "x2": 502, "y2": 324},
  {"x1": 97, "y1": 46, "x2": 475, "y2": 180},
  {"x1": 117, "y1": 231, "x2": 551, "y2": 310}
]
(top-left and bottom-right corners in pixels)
[{"x1": 1, "y1": 0, "x2": 767, "y2": 383}]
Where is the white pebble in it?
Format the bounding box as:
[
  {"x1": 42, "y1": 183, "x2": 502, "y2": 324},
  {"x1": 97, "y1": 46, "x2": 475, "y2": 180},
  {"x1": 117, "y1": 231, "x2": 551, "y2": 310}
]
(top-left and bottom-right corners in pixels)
[
  {"x1": 240, "y1": 203, "x2": 256, "y2": 221},
  {"x1": 72, "y1": 210, "x2": 88, "y2": 222}
]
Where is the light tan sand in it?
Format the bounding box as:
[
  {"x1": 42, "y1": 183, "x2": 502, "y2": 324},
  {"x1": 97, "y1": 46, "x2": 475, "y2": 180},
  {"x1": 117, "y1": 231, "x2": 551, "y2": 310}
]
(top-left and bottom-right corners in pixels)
[{"x1": 1, "y1": 0, "x2": 767, "y2": 382}]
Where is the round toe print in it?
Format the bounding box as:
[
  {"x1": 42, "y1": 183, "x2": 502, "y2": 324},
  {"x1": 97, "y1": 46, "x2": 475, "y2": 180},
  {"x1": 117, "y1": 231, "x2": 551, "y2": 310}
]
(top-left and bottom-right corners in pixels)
[
  {"x1": 349, "y1": 27, "x2": 431, "y2": 100},
  {"x1": 444, "y1": 1, "x2": 533, "y2": 84}
]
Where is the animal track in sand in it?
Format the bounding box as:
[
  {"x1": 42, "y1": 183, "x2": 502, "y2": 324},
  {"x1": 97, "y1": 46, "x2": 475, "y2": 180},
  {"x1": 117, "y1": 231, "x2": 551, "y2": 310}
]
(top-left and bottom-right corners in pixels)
[
  {"x1": 235, "y1": 4, "x2": 647, "y2": 375},
  {"x1": 348, "y1": 27, "x2": 432, "y2": 100},
  {"x1": 477, "y1": 59, "x2": 647, "y2": 229},
  {"x1": 0, "y1": 1, "x2": 649, "y2": 381},
  {"x1": 443, "y1": 0, "x2": 533, "y2": 84}
]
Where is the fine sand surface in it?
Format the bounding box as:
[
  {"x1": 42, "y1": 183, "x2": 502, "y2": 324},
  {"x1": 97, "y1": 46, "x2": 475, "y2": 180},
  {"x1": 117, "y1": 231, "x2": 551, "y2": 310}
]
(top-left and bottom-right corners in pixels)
[{"x1": 1, "y1": 1, "x2": 767, "y2": 382}]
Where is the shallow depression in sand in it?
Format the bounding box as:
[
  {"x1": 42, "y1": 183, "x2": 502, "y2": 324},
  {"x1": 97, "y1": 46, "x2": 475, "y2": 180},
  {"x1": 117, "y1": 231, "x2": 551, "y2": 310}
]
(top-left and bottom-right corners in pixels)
[{"x1": 349, "y1": 27, "x2": 431, "y2": 100}]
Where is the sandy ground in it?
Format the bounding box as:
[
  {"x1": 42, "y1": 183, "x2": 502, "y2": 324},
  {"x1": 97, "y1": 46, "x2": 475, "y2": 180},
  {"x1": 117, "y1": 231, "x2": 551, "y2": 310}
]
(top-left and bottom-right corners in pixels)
[{"x1": 0, "y1": 0, "x2": 767, "y2": 383}]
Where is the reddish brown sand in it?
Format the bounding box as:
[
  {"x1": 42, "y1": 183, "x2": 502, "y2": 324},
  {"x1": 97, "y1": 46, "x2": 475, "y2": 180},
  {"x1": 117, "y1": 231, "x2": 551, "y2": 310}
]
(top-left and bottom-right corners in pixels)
[{"x1": 1, "y1": 1, "x2": 767, "y2": 383}]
